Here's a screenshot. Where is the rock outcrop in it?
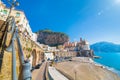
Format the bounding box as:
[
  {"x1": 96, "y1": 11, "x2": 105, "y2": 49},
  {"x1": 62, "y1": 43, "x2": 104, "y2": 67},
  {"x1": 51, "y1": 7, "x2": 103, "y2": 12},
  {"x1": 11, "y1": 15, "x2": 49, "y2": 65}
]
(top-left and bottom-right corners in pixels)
[{"x1": 37, "y1": 30, "x2": 69, "y2": 46}]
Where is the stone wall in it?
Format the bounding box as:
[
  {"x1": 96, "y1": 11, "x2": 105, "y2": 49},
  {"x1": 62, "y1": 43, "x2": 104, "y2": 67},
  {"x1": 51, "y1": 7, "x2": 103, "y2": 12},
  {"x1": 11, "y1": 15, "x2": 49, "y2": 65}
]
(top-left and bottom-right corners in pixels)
[{"x1": 0, "y1": 32, "x2": 44, "y2": 80}]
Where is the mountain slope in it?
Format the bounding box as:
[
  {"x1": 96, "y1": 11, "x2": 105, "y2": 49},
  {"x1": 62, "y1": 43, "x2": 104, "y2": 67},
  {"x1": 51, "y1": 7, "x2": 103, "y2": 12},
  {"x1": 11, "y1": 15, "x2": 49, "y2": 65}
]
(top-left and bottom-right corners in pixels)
[{"x1": 90, "y1": 42, "x2": 120, "y2": 52}]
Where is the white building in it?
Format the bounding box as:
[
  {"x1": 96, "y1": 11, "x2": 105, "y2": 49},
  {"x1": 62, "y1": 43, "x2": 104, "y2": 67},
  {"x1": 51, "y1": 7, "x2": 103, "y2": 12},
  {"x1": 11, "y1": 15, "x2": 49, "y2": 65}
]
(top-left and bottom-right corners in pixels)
[
  {"x1": 0, "y1": 1, "x2": 5, "y2": 20},
  {"x1": 42, "y1": 44, "x2": 57, "y2": 52},
  {"x1": 44, "y1": 52, "x2": 54, "y2": 60},
  {"x1": 32, "y1": 33, "x2": 37, "y2": 41},
  {"x1": 82, "y1": 41, "x2": 90, "y2": 50},
  {"x1": 48, "y1": 47, "x2": 57, "y2": 52}
]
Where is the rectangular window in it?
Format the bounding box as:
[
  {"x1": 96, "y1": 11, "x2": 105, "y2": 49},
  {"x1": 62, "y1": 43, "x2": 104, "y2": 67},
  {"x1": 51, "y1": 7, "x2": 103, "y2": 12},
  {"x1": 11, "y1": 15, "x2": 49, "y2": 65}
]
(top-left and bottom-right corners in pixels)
[
  {"x1": 16, "y1": 12, "x2": 20, "y2": 17},
  {"x1": 2, "y1": 10, "x2": 7, "y2": 15}
]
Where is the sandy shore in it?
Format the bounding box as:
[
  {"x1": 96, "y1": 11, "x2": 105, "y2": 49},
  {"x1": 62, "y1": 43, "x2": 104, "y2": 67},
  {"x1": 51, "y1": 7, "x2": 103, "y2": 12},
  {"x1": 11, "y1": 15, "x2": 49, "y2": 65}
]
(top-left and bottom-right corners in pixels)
[{"x1": 54, "y1": 57, "x2": 120, "y2": 80}]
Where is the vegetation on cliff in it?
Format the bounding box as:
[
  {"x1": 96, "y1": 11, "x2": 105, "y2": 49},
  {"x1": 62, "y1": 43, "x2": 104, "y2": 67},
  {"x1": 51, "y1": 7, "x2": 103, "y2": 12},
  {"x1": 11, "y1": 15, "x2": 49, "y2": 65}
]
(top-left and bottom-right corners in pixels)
[{"x1": 36, "y1": 29, "x2": 69, "y2": 46}]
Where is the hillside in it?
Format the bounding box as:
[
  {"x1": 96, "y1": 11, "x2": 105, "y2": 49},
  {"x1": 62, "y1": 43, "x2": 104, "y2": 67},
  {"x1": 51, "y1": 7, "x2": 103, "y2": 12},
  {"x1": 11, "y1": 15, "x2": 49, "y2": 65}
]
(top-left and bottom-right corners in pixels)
[
  {"x1": 90, "y1": 41, "x2": 120, "y2": 52},
  {"x1": 36, "y1": 30, "x2": 69, "y2": 46}
]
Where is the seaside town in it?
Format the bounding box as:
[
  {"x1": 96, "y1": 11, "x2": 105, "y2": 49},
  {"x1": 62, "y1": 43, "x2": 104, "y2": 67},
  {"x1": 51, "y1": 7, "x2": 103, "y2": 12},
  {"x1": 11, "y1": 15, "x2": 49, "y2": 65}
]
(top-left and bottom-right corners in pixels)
[{"x1": 0, "y1": 0, "x2": 120, "y2": 80}]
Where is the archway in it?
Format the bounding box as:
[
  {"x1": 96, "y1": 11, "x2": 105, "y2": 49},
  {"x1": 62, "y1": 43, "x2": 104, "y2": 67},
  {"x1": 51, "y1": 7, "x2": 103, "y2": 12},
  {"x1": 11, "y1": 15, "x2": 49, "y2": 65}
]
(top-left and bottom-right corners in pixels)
[
  {"x1": 40, "y1": 52, "x2": 44, "y2": 62},
  {"x1": 29, "y1": 49, "x2": 37, "y2": 67}
]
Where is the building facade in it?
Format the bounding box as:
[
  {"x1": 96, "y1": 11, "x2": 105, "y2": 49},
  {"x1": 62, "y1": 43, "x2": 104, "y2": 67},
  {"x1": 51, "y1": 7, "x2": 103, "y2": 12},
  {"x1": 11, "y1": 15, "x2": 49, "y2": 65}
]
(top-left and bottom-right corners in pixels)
[
  {"x1": 64, "y1": 38, "x2": 90, "y2": 51},
  {"x1": 0, "y1": 1, "x2": 35, "y2": 40},
  {"x1": 32, "y1": 33, "x2": 37, "y2": 41},
  {"x1": 0, "y1": 1, "x2": 5, "y2": 20},
  {"x1": 63, "y1": 38, "x2": 94, "y2": 57}
]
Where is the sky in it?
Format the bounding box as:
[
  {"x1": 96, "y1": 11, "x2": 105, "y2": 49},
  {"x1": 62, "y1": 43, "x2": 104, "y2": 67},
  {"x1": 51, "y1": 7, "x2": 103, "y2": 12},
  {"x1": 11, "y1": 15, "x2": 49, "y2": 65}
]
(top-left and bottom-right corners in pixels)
[{"x1": 2, "y1": 0, "x2": 120, "y2": 44}]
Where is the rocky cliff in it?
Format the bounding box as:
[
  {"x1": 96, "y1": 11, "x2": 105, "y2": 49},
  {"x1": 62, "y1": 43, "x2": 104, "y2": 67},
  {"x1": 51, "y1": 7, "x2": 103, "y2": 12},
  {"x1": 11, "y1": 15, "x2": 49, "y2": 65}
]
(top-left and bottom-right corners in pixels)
[{"x1": 36, "y1": 30, "x2": 69, "y2": 46}]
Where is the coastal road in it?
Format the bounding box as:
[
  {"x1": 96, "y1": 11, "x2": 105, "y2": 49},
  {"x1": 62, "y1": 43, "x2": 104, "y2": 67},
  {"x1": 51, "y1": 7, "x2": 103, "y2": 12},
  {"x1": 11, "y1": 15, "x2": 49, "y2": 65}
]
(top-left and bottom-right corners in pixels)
[{"x1": 32, "y1": 62, "x2": 47, "y2": 80}]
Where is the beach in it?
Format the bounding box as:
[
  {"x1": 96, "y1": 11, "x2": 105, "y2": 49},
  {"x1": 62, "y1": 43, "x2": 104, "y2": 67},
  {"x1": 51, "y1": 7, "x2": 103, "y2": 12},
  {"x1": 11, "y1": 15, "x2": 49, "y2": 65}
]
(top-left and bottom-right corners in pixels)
[{"x1": 54, "y1": 57, "x2": 120, "y2": 80}]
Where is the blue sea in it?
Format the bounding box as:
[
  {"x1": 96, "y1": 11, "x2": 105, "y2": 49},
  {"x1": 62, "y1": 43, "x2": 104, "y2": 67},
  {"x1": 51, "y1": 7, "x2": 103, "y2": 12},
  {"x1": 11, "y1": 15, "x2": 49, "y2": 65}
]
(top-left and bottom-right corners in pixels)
[{"x1": 94, "y1": 52, "x2": 120, "y2": 75}]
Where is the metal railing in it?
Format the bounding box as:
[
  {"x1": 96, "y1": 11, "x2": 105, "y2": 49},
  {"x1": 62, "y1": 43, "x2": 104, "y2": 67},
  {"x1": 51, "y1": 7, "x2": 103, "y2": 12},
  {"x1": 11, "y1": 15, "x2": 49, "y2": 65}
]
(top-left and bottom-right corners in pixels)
[
  {"x1": 16, "y1": 27, "x2": 32, "y2": 80},
  {"x1": 4, "y1": 16, "x2": 32, "y2": 80}
]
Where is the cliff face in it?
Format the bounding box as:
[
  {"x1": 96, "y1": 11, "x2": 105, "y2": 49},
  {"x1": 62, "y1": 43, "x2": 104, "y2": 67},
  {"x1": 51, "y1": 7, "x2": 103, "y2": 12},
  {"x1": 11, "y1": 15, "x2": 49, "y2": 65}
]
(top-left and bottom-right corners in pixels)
[{"x1": 37, "y1": 30, "x2": 69, "y2": 46}]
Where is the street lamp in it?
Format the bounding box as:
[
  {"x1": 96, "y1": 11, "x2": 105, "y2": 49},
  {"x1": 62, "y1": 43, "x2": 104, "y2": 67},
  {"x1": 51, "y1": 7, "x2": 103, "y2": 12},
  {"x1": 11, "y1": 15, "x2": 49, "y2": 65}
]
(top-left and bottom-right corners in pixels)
[
  {"x1": 0, "y1": 0, "x2": 19, "y2": 53},
  {"x1": 6, "y1": 0, "x2": 19, "y2": 20},
  {"x1": 1, "y1": 0, "x2": 19, "y2": 80}
]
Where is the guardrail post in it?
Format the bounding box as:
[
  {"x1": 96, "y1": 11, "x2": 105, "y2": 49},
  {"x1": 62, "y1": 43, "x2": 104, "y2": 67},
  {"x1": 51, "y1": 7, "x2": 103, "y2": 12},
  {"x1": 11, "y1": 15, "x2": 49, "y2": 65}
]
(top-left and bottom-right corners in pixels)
[{"x1": 22, "y1": 61, "x2": 32, "y2": 80}]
